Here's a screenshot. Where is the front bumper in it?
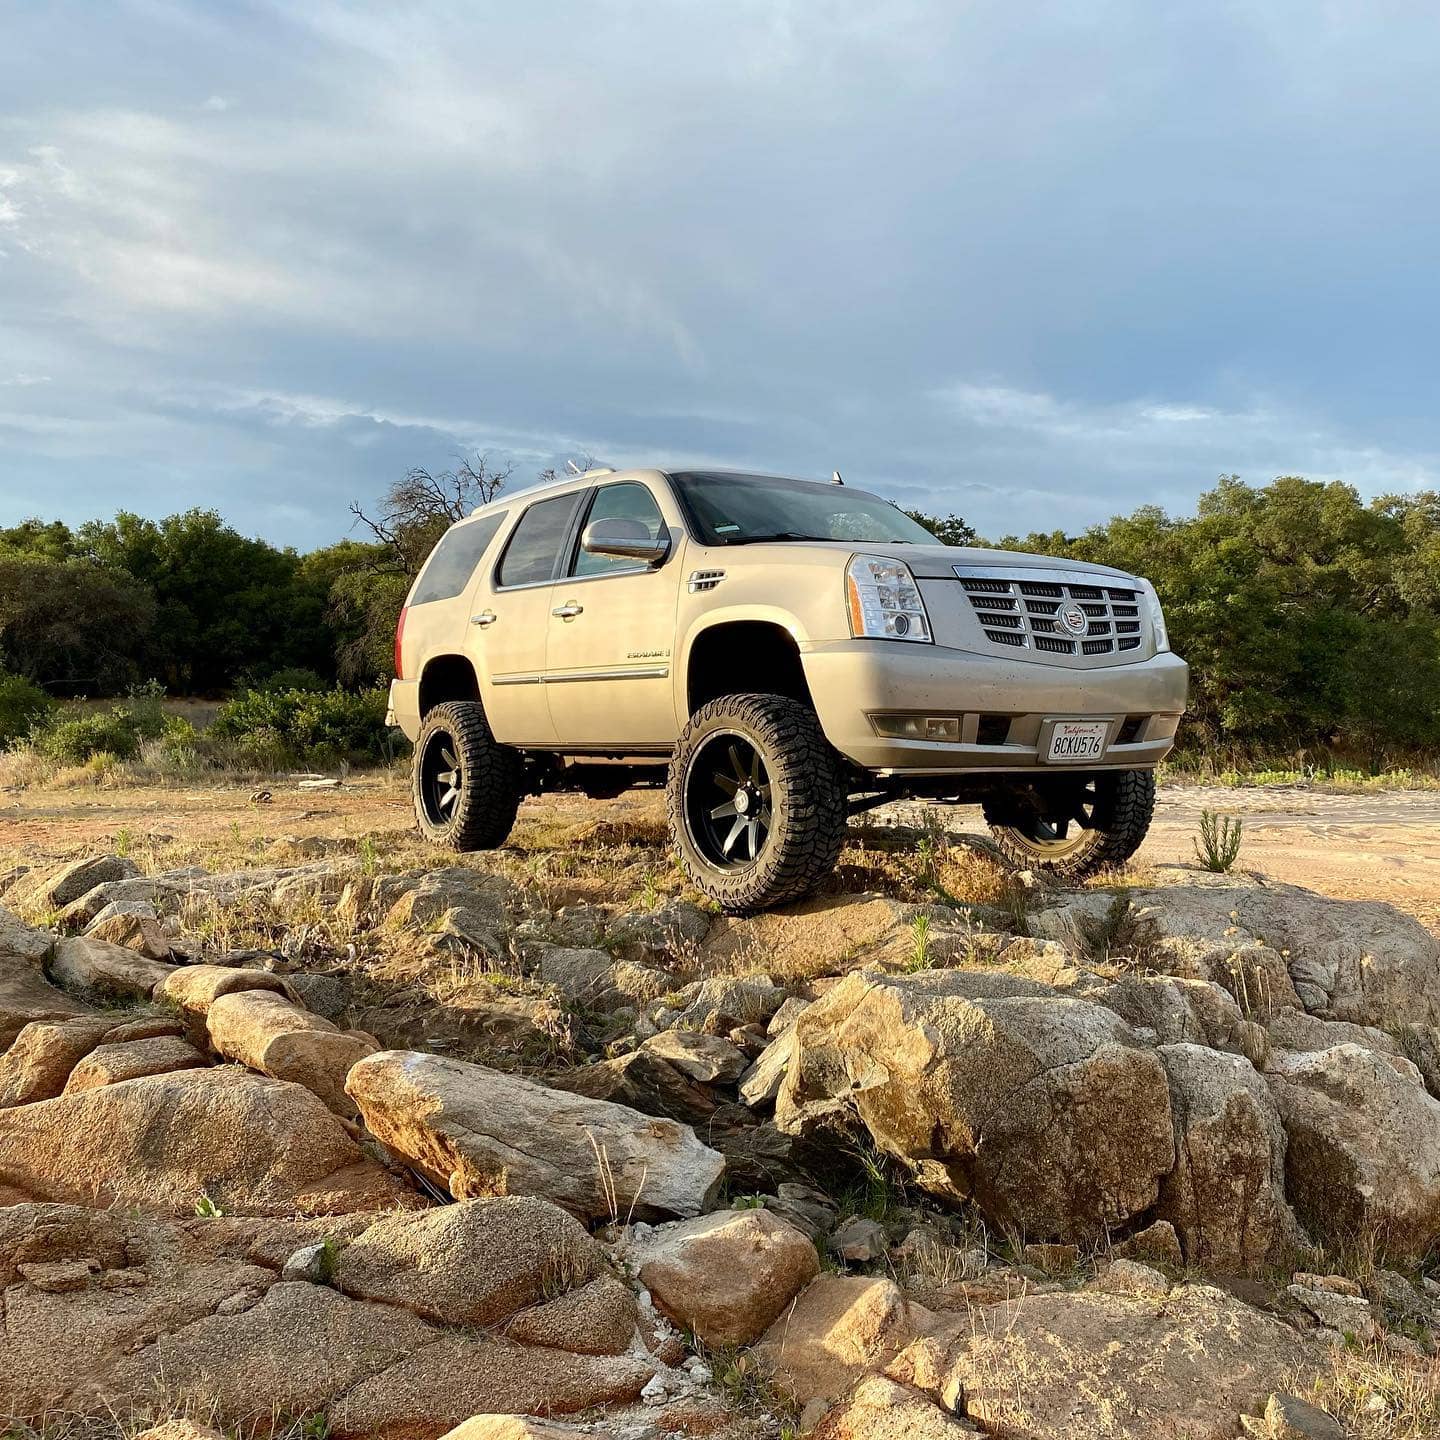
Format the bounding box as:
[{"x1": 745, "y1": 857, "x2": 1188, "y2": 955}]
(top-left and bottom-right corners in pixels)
[{"x1": 803, "y1": 641, "x2": 1189, "y2": 774}]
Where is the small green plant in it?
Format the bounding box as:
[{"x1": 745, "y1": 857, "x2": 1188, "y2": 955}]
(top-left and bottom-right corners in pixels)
[
  {"x1": 1194, "y1": 809, "x2": 1244, "y2": 872},
  {"x1": 114, "y1": 826, "x2": 133, "y2": 858},
  {"x1": 358, "y1": 835, "x2": 378, "y2": 876},
  {"x1": 730, "y1": 1193, "x2": 767, "y2": 1210},
  {"x1": 905, "y1": 912, "x2": 933, "y2": 972},
  {"x1": 194, "y1": 1192, "x2": 224, "y2": 1218}
]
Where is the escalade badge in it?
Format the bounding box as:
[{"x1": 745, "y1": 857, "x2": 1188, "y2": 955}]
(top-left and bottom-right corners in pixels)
[{"x1": 1059, "y1": 605, "x2": 1088, "y2": 636}]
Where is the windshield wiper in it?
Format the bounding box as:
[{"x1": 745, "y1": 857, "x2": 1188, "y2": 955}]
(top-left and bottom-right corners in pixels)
[{"x1": 719, "y1": 531, "x2": 836, "y2": 545}]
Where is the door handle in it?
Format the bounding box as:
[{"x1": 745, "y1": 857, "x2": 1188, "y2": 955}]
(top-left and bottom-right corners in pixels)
[
  {"x1": 552, "y1": 602, "x2": 584, "y2": 619},
  {"x1": 470, "y1": 611, "x2": 498, "y2": 627}
]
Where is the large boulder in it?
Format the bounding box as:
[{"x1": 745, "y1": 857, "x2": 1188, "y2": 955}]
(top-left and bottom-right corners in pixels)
[
  {"x1": 48, "y1": 935, "x2": 178, "y2": 1003},
  {"x1": 775, "y1": 969, "x2": 1175, "y2": 1241},
  {"x1": 156, "y1": 963, "x2": 296, "y2": 1035},
  {"x1": 0, "y1": 905, "x2": 56, "y2": 963},
  {"x1": 1043, "y1": 873, "x2": 1440, "y2": 1031},
  {"x1": 888, "y1": 1282, "x2": 1321, "y2": 1440},
  {"x1": 0, "y1": 955, "x2": 95, "y2": 1050},
  {"x1": 1153, "y1": 1043, "x2": 1301, "y2": 1272},
  {"x1": 18, "y1": 855, "x2": 140, "y2": 912},
  {"x1": 347, "y1": 1050, "x2": 725, "y2": 1221},
  {"x1": 0, "y1": 1017, "x2": 113, "y2": 1107},
  {"x1": 57, "y1": 877, "x2": 188, "y2": 929},
  {"x1": 812, "y1": 1375, "x2": 983, "y2": 1440},
  {"x1": 206, "y1": 989, "x2": 375, "y2": 1115},
  {"x1": 0, "y1": 1065, "x2": 413, "y2": 1216},
  {"x1": 1266, "y1": 1044, "x2": 1440, "y2": 1258},
  {"x1": 629, "y1": 1208, "x2": 820, "y2": 1347},
  {"x1": 63, "y1": 1035, "x2": 207, "y2": 1093}
]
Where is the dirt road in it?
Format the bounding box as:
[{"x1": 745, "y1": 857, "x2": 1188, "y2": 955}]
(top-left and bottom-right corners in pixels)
[{"x1": 3, "y1": 776, "x2": 1437, "y2": 934}]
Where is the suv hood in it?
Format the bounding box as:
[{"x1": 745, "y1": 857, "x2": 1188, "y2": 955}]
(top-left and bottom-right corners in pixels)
[{"x1": 747, "y1": 539, "x2": 1141, "y2": 583}]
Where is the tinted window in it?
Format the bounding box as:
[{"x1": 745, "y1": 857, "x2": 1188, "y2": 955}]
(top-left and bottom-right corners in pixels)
[
  {"x1": 572, "y1": 482, "x2": 667, "y2": 577},
  {"x1": 496, "y1": 493, "x2": 582, "y2": 588},
  {"x1": 410, "y1": 512, "x2": 507, "y2": 605},
  {"x1": 670, "y1": 471, "x2": 935, "y2": 546}
]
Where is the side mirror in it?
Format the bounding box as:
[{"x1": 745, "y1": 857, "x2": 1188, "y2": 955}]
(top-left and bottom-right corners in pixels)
[{"x1": 581, "y1": 518, "x2": 670, "y2": 565}]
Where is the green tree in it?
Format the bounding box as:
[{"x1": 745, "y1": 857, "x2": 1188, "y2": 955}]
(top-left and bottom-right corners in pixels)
[{"x1": 904, "y1": 510, "x2": 978, "y2": 547}]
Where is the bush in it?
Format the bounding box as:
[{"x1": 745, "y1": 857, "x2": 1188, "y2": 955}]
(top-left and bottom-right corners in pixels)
[
  {"x1": 211, "y1": 686, "x2": 394, "y2": 767},
  {"x1": 0, "y1": 671, "x2": 53, "y2": 749},
  {"x1": 33, "y1": 710, "x2": 143, "y2": 764},
  {"x1": 253, "y1": 667, "x2": 327, "y2": 693}
]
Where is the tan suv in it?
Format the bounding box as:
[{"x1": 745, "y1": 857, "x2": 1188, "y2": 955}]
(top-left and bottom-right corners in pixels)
[{"x1": 389, "y1": 467, "x2": 1188, "y2": 911}]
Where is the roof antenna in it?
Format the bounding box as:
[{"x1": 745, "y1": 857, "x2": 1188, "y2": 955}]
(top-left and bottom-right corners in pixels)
[
  {"x1": 831, "y1": 470, "x2": 844, "y2": 486},
  {"x1": 565, "y1": 460, "x2": 583, "y2": 476}
]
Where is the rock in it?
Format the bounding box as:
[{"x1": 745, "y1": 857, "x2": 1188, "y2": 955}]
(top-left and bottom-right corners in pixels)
[
  {"x1": 207, "y1": 989, "x2": 375, "y2": 1116},
  {"x1": 1154, "y1": 1042, "x2": 1301, "y2": 1271},
  {"x1": 1095, "y1": 1258, "x2": 1170, "y2": 1297},
  {"x1": 0, "y1": 1017, "x2": 113, "y2": 1106},
  {"x1": 888, "y1": 1282, "x2": 1321, "y2": 1440},
  {"x1": 331, "y1": 1197, "x2": 611, "y2": 1328},
  {"x1": 754, "y1": 1275, "x2": 929, "y2": 1407},
  {"x1": 62, "y1": 1035, "x2": 207, "y2": 1093},
  {"x1": 1367, "y1": 1267, "x2": 1432, "y2": 1327},
  {"x1": 631, "y1": 1208, "x2": 819, "y2": 1347},
  {"x1": 281, "y1": 1240, "x2": 330, "y2": 1282},
  {"x1": 766, "y1": 1182, "x2": 840, "y2": 1243},
  {"x1": 1096, "y1": 974, "x2": 1267, "y2": 1064},
  {"x1": 547, "y1": 1049, "x2": 719, "y2": 1128},
  {"x1": 57, "y1": 877, "x2": 187, "y2": 930},
  {"x1": 18, "y1": 1257, "x2": 99, "y2": 1291},
  {"x1": 347, "y1": 1050, "x2": 725, "y2": 1222},
  {"x1": 1266, "y1": 1007, "x2": 1403, "y2": 1060},
  {"x1": 383, "y1": 868, "x2": 516, "y2": 955},
  {"x1": 832, "y1": 1216, "x2": 888, "y2": 1263},
  {"x1": 28, "y1": 855, "x2": 140, "y2": 911},
  {"x1": 1260, "y1": 1392, "x2": 1347, "y2": 1440},
  {"x1": 1113, "y1": 1219, "x2": 1184, "y2": 1269},
  {"x1": 157, "y1": 963, "x2": 296, "y2": 1032},
  {"x1": 605, "y1": 899, "x2": 712, "y2": 960},
  {"x1": 642, "y1": 1029, "x2": 748, "y2": 1085},
  {"x1": 503, "y1": 1274, "x2": 638, "y2": 1355},
  {"x1": 812, "y1": 1374, "x2": 979, "y2": 1440},
  {"x1": 0, "y1": 1066, "x2": 413, "y2": 1215},
  {"x1": 133, "y1": 1424, "x2": 228, "y2": 1440},
  {"x1": 438, "y1": 1421, "x2": 590, "y2": 1440},
  {"x1": 83, "y1": 908, "x2": 171, "y2": 962},
  {"x1": 1023, "y1": 1242, "x2": 1080, "y2": 1276},
  {"x1": 670, "y1": 975, "x2": 788, "y2": 1032},
  {"x1": 48, "y1": 936, "x2": 177, "y2": 1003},
  {"x1": 776, "y1": 969, "x2": 1175, "y2": 1241},
  {"x1": 1287, "y1": 1281, "x2": 1377, "y2": 1340},
  {"x1": 739, "y1": 1026, "x2": 798, "y2": 1109},
  {"x1": 769, "y1": 995, "x2": 812, "y2": 1035},
  {"x1": 0, "y1": 953, "x2": 95, "y2": 1050},
  {"x1": 1267, "y1": 1044, "x2": 1440, "y2": 1258},
  {"x1": 0, "y1": 905, "x2": 58, "y2": 962}
]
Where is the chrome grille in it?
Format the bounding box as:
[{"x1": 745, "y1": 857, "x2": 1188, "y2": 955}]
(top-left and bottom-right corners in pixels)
[{"x1": 956, "y1": 569, "x2": 1143, "y2": 658}]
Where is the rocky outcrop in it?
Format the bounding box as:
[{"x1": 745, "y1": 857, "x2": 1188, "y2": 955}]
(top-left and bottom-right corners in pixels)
[
  {"x1": 1154, "y1": 1043, "x2": 1302, "y2": 1271},
  {"x1": 629, "y1": 1208, "x2": 819, "y2": 1347},
  {"x1": 347, "y1": 1050, "x2": 725, "y2": 1221},
  {"x1": 0, "y1": 1017, "x2": 113, "y2": 1107},
  {"x1": 775, "y1": 969, "x2": 1175, "y2": 1241},
  {"x1": 48, "y1": 935, "x2": 177, "y2": 1003},
  {"x1": 207, "y1": 989, "x2": 375, "y2": 1116},
  {"x1": 0, "y1": 1066, "x2": 413, "y2": 1216},
  {"x1": 0, "y1": 948, "x2": 94, "y2": 1049},
  {"x1": 1266, "y1": 1043, "x2": 1440, "y2": 1256}
]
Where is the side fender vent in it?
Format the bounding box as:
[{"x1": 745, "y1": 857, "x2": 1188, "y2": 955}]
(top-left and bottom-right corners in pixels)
[{"x1": 688, "y1": 569, "x2": 726, "y2": 593}]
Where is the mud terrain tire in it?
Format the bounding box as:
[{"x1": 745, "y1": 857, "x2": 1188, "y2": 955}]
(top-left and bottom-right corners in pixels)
[{"x1": 412, "y1": 700, "x2": 523, "y2": 851}]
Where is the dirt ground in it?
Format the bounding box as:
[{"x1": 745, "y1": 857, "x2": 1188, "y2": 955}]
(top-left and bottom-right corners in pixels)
[{"x1": 3, "y1": 773, "x2": 1438, "y2": 935}]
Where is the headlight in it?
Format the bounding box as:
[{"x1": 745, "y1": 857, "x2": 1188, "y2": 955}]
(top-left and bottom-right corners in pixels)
[
  {"x1": 846, "y1": 554, "x2": 932, "y2": 643},
  {"x1": 1137, "y1": 578, "x2": 1169, "y2": 652}
]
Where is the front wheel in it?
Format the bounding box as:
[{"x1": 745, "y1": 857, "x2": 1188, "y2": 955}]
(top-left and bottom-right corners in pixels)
[
  {"x1": 667, "y1": 693, "x2": 848, "y2": 913},
  {"x1": 412, "y1": 700, "x2": 523, "y2": 851},
  {"x1": 982, "y1": 770, "x2": 1156, "y2": 881}
]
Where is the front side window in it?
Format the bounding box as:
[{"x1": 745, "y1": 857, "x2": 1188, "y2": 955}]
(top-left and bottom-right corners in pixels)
[
  {"x1": 572, "y1": 482, "x2": 667, "y2": 577},
  {"x1": 410, "y1": 511, "x2": 507, "y2": 605},
  {"x1": 496, "y1": 492, "x2": 583, "y2": 588},
  {"x1": 670, "y1": 471, "x2": 936, "y2": 546}
]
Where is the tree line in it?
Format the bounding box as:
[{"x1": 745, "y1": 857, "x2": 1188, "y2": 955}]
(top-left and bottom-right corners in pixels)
[{"x1": 1, "y1": 465, "x2": 1436, "y2": 768}]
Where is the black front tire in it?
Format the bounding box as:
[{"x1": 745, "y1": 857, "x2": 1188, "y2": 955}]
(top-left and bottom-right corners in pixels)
[
  {"x1": 982, "y1": 770, "x2": 1156, "y2": 881},
  {"x1": 667, "y1": 693, "x2": 847, "y2": 913},
  {"x1": 412, "y1": 701, "x2": 523, "y2": 851}
]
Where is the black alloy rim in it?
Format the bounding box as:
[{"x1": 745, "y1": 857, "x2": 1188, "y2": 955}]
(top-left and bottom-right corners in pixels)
[
  {"x1": 420, "y1": 730, "x2": 464, "y2": 824},
  {"x1": 685, "y1": 731, "x2": 774, "y2": 869},
  {"x1": 1012, "y1": 778, "x2": 1101, "y2": 854}
]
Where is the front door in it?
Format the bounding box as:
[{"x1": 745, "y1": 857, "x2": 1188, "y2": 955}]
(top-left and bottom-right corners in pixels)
[
  {"x1": 543, "y1": 480, "x2": 684, "y2": 748},
  {"x1": 467, "y1": 489, "x2": 584, "y2": 745}
]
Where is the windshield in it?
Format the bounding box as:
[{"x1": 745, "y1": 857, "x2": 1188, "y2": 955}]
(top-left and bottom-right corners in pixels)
[{"x1": 670, "y1": 471, "x2": 938, "y2": 546}]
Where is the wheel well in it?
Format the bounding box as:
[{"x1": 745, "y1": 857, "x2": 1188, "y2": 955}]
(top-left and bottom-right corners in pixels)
[
  {"x1": 686, "y1": 622, "x2": 813, "y2": 715},
  {"x1": 418, "y1": 654, "x2": 480, "y2": 715}
]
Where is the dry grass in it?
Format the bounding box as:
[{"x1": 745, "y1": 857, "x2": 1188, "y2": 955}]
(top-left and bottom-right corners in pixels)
[{"x1": 1294, "y1": 1343, "x2": 1440, "y2": 1439}]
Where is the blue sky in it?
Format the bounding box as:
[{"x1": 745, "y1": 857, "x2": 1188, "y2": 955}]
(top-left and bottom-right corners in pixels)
[{"x1": 2, "y1": 1, "x2": 1439, "y2": 550}]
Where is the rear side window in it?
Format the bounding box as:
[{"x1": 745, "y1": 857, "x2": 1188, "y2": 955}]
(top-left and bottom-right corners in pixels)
[
  {"x1": 496, "y1": 493, "x2": 583, "y2": 588},
  {"x1": 410, "y1": 512, "x2": 507, "y2": 605}
]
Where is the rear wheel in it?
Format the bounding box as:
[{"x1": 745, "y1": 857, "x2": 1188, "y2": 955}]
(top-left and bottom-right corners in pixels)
[
  {"x1": 982, "y1": 770, "x2": 1156, "y2": 880},
  {"x1": 668, "y1": 693, "x2": 847, "y2": 913},
  {"x1": 412, "y1": 700, "x2": 523, "y2": 851}
]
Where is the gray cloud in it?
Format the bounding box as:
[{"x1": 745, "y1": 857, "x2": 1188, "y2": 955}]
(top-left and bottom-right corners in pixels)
[{"x1": 2, "y1": 1, "x2": 1439, "y2": 548}]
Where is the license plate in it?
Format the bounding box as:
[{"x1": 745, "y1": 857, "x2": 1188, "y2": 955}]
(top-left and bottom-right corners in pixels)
[{"x1": 1046, "y1": 721, "x2": 1109, "y2": 763}]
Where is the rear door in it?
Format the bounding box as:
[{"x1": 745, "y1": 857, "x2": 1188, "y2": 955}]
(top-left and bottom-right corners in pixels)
[
  {"x1": 543, "y1": 479, "x2": 685, "y2": 747},
  {"x1": 468, "y1": 489, "x2": 584, "y2": 745}
]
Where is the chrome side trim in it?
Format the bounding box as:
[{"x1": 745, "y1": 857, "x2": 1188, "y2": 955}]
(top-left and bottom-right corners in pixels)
[
  {"x1": 492, "y1": 673, "x2": 545, "y2": 686},
  {"x1": 492, "y1": 666, "x2": 669, "y2": 686}
]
